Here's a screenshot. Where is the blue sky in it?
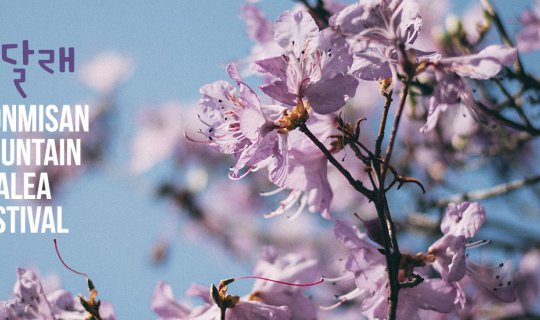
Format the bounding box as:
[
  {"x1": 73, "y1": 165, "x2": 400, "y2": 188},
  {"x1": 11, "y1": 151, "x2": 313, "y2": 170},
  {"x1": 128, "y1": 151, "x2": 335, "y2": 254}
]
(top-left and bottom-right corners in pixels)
[{"x1": 0, "y1": 0, "x2": 531, "y2": 318}]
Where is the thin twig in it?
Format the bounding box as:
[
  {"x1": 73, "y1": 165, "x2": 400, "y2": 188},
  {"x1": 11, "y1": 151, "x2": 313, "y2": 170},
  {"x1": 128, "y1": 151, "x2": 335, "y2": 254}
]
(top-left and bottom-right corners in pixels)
[
  {"x1": 299, "y1": 124, "x2": 374, "y2": 200},
  {"x1": 381, "y1": 80, "x2": 411, "y2": 187},
  {"x1": 376, "y1": 44, "x2": 416, "y2": 319},
  {"x1": 475, "y1": 100, "x2": 540, "y2": 135},
  {"x1": 433, "y1": 173, "x2": 540, "y2": 207},
  {"x1": 492, "y1": 78, "x2": 534, "y2": 128},
  {"x1": 376, "y1": 90, "x2": 393, "y2": 158},
  {"x1": 480, "y1": 0, "x2": 525, "y2": 76}
]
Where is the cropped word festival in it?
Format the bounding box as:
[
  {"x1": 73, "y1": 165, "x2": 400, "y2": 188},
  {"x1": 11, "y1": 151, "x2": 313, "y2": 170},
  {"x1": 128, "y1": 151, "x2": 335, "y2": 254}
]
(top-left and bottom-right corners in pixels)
[{"x1": 0, "y1": 104, "x2": 89, "y2": 234}]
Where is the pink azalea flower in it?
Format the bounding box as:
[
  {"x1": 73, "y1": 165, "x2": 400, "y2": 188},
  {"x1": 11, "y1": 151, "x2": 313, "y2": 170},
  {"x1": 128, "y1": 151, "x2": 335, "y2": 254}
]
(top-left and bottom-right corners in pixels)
[
  {"x1": 250, "y1": 246, "x2": 318, "y2": 320},
  {"x1": 420, "y1": 45, "x2": 518, "y2": 133},
  {"x1": 151, "y1": 282, "x2": 212, "y2": 319},
  {"x1": 198, "y1": 64, "x2": 336, "y2": 218},
  {"x1": 195, "y1": 302, "x2": 291, "y2": 320},
  {"x1": 265, "y1": 113, "x2": 336, "y2": 219},
  {"x1": 130, "y1": 102, "x2": 224, "y2": 174},
  {"x1": 351, "y1": 47, "x2": 440, "y2": 81},
  {"x1": 197, "y1": 63, "x2": 284, "y2": 178},
  {"x1": 517, "y1": 1, "x2": 540, "y2": 52},
  {"x1": 0, "y1": 269, "x2": 116, "y2": 320},
  {"x1": 362, "y1": 279, "x2": 456, "y2": 320},
  {"x1": 428, "y1": 202, "x2": 486, "y2": 282},
  {"x1": 238, "y1": 4, "x2": 282, "y2": 77},
  {"x1": 329, "y1": 220, "x2": 456, "y2": 319},
  {"x1": 152, "y1": 247, "x2": 318, "y2": 320},
  {"x1": 130, "y1": 103, "x2": 189, "y2": 174},
  {"x1": 78, "y1": 51, "x2": 134, "y2": 94},
  {"x1": 241, "y1": 5, "x2": 273, "y2": 45},
  {"x1": 428, "y1": 202, "x2": 516, "y2": 305},
  {"x1": 329, "y1": 0, "x2": 422, "y2": 46},
  {"x1": 256, "y1": 10, "x2": 358, "y2": 114}
]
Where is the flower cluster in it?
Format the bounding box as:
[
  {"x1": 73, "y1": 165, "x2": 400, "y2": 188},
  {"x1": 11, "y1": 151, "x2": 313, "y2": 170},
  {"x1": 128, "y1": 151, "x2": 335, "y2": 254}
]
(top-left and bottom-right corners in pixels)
[
  {"x1": 5, "y1": 1, "x2": 540, "y2": 320},
  {"x1": 144, "y1": 0, "x2": 540, "y2": 319},
  {"x1": 0, "y1": 269, "x2": 116, "y2": 320}
]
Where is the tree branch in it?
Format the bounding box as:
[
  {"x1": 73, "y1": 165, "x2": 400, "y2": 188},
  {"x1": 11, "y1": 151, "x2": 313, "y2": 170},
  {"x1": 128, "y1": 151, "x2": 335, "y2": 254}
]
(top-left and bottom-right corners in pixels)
[
  {"x1": 480, "y1": 0, "x2": 525, "y2": 76},
  {"x1": 433, "y1": 173, "x2": 540, "y2": 207},
  {"x1": 381, "y1": 79, "x2": 411, "y2": 187},
  {"x1": 375, "y1": 90, "x2": 393, "y2": 158},
  {"x1": 299, "y1": 123, "x2": 374, "y2": 200}
]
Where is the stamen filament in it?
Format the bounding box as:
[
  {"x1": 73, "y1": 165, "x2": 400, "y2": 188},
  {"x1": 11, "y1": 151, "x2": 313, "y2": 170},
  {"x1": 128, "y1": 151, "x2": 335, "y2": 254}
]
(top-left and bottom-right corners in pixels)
[
  {"x1": 260, "y1": 187, "x2": 285, "y2": 196},
  {"x1": 235, "y1": 275, "x2": 324, "y2": 287},
  {"x1": 466, "y1": 239, "x2": 492, "y2": 249},
  {"x1": 321, "y1": 273, "x2": 355, "y2": 283},
  {"x1": 319, "y1": 300, "x2": 345, "y2": 311},
  {"x1": 53, "y1": 239, "x2": 89, "y2": 278}
]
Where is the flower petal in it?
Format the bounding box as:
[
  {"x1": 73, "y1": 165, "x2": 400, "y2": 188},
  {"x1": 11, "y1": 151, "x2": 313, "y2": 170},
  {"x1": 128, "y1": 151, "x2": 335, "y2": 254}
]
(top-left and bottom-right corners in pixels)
[
  {"x1": 304, "y1": 73, "x2": 358, "y2": 114},
  {"x1": 274, "y1": 11, "x2": 319, "y2": 56}
]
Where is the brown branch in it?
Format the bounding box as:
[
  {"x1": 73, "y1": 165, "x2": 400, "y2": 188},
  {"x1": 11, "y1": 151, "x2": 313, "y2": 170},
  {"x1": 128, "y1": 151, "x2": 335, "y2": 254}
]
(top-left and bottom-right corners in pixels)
[
  {"x1": 481, "y1": 0, "x2": 540, "y2": 91},
  {"x1": 381, "y1": 79, "x2": 411, "y2": 187},
  {"x1": 491, "y1": 78, "x2": 535, "y2": 130},
  {"x1": 302, "y1": 120, "x2": 402, "y2": 319},
  {"x1": 375, "y1": 90, "x2": 393, "y2": 158},
  {"x1": 475, "y1": 99, "x2": 540, "y2": 135},
  {"x1": 374, "y1": 199, "x2": 401, "y2": 320},
  {"x1": 299, "y1": 123, "x2": 374, "y2": 200},
  {"x1": 375, "y1": 45, "x2": 417, "y2": 318}
]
